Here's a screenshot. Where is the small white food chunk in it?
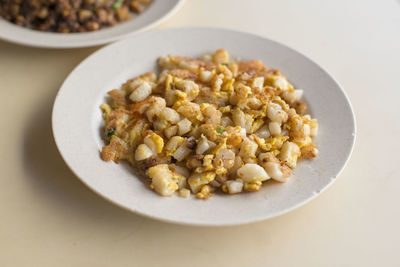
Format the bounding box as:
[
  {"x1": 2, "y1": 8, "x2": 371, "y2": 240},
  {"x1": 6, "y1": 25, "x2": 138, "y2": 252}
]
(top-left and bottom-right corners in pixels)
[
  {"x1": 282, "y1": 89, "x2": 303, "y2": 104},
  {"x1": 207, "y1": 140, "x2": 216, "y2": 150},
  {"x1": 221, "y1": 116, "x2": 234, "y2": 127},
  {"x1": 147, "y1": 164, "x2": 178, "y2": 196},
  {"x1": 273, "y1": 76, "x2": 289, "y2": 90},
  {"x1": 226, "y1": 179, "x2": 244, "y2": 194},
  {"x1": 129, "y1": 81, "x2": 152, "y2": 102},
  {"x1": 239, "y1": 138, "x2": 258, "y2": 159},
  {"x1": 279, "y1": 141, "x2": 301, "y2": 168},
  {"x1": 157, "y1": 56, "x2": 174, "y2": 69},
  {"x1": 164, "y1": 125, "x2": 178, "y2": 139},
  {"x1": 237, "y1": 163, "x2": 270, "y2": 183},
  {"x1": 176, "y1": 80, "x2": 199, "y2": 100},
  {"x1": 247, "y1": 97, "x2": 262, "y2": 109},
  {"x1": 212, "y1": 74, "x2": 224, "y2": 91},
  {"x1": 158, "y1": 69, "x2": 169, "y2": 83},
  {"x1": 135, "y1": 144, "x2": 153, "y2": 161},
  {"x1": 263, "y1": 162, "x2": 291, "y2": 182},
  {"x1": 238, "y1": 127, "x2": 247, "y2": 138},
  {"x1": 165, "y1": 89, "x2": 177, "y2": 107},
  {"x1": 269, "y1": 121, "x2": 281, "y2": 136},
  {"x1": 173, "y1": 143, "x2": 192, "y2": 161},
  {"x1": 310, "y1": 119, "x2": 319, "y2": 137},
  {"x1": 202, "y1": 104, "x2": 222, "y2": 125},
  {"x1": 152, "y1": 118, "x2": 169, "y2": 131},
  {"x1": 252, "y1": 77, "x2": 264, "y2": 90},
  {"x1": 165, "y1": 136, "x2": 184, "y2": 153},
  {"x1": 188, "y1": 172, "x2": 216, "y2": 193},
  {"x1": 145, "y1": 96, "x2": 166, "y2": 122},
  {"x1": 215, "y1": 149, "x2": 235, "y2": 169},
  {"x1": 179, "y1": 61, "x2": 199, "y2": 72},
  {"x1": 300, "y1": 145, "x2": 319, "y2": 158},
  {"x1": 303, "y1": 123, "x2": 311, "y2": 136},
  {"x1": 177, "y1": 118, "x2": 192, "y2": 136},
  {"x1": 255, "y1": 125, "x2": 271, "y2": 138},
  {"x1": 232, "y1": 108, "x2": 246, "y2": 128},
  {"x1": 212, "y1": 49, "x2": 229, "y2": 64},
  {"x1": 267, "y1": 103, "x2": 288, "y2": 123},
  {"x1": 244, "y1": 114, "x2": 254, "y2": 133},
  {"x1": 160, "y1": 107, "x2": 181, "y2": 124},
  {"x1": 170, "y1": 164, "x2": 190, "y2": 178},
  {"x1": 293, "y1": 89, "x2": 304, "y2": 100},
  {"x1": 196, "y1": 135, "x2": 210, "y2": 155},
  {"x1": 229, "y1": 156, "x2": 244, "y2": 177},
  {"x1": 143, "y1": 132, "x2": 164, "y2": 155},
  {"x1": 174, "y1": 174, "x2": 187, "y2": 189},
  {"x1": 199, "y1": 69, "x2": 213, "y2": 83},
  {"x1": 178, "y1": 188, "x2": 190, "y2": 198}
]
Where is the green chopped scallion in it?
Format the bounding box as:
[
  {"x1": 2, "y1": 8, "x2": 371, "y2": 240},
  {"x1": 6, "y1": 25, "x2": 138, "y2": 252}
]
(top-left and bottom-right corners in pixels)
[
  {"x1": 107, "y1": 128, "x2": 116, "y2": 138},
  {"x1": 112, "y1": 0, "x2": 124, "y2": 9},
  {"x1": 216, "y1": 125, "x2": 225, "y2": 134}
]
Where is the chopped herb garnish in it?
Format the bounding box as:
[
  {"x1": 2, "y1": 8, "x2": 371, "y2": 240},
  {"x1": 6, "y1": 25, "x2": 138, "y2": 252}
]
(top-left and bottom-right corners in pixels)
[
  {"x1": 112, "y1": 0, "x2": 124, "y2": 9},
  {"x1": 222, "y1": 63, "x2": 229, "y2": 66},
  {"x1": 106, "y1": 128, "x2": 116, "y2": 138},
  {"x1": 216, "y1": 125, "x2": 225, "y2": 134}
]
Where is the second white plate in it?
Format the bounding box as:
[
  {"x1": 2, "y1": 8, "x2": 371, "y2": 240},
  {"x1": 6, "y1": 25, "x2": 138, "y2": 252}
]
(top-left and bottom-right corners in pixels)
[{"x1": 0, "y1": 0, "x2": 184, "y2": 48}]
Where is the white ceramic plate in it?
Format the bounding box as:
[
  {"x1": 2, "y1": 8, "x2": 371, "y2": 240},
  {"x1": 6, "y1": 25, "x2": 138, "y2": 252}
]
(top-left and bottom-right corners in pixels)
[
  {"x1": 0, "y1": 0, "x2": 184, "y2": 48},
  {"x1": 52, "y1": 28, "x2": 356, "y2": 226}
]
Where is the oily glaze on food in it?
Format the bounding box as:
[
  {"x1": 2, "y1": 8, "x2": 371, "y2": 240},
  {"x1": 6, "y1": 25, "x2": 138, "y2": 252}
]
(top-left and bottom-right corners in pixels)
[
  {"x1": 0, "y1": 0, "x2": 152, "y2": 33},
  {"x1": 100, "y1": 49, "x2": 319, "y2": 199}
]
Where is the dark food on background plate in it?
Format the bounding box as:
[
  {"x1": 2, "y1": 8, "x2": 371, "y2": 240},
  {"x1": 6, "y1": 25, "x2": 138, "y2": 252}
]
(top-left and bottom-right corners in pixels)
[{"x1": 0, "y1": 0, "x2": 152, "y2": 33}]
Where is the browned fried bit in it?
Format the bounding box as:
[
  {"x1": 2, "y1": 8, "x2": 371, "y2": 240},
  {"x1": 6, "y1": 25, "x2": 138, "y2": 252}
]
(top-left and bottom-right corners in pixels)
[
  {"x1": 0, "y1": 0, "x2": 152, "y2": 33},
  {"x1": 139, "y1": 157, "x2": 158, "y2": 170},
  {"x1": 186, "y1": 139, "x2": 197, "y2": 149},
  {"x1": 300, "y1": 144, "x2": 318, "y2": 158},
  {"x1": 101, "y1": 136, "x2": 128, "y2": 163},
  {"x1": 295, "y1": 102, "x2": 308, "y2": 115}
]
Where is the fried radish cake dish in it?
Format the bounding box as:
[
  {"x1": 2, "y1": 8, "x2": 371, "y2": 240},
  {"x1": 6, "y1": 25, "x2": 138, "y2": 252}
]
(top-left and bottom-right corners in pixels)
[{"x1": 100, "y1": 49, "x2": 319, "y2": 199}]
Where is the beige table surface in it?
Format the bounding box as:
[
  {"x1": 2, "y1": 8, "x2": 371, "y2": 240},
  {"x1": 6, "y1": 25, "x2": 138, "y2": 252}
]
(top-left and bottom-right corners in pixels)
[{"x1": 1, "y1": 0, "x2": 400, "y2": 266}]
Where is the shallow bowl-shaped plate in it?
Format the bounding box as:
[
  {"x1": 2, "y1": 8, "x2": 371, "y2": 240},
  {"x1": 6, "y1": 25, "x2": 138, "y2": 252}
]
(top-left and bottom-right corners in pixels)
[
  {"x1": 52, "y1": 27, "x2": 356, "y2": 226},
  {"x1": 0, "y1": 0, "x2": 184, "y2": 48}
]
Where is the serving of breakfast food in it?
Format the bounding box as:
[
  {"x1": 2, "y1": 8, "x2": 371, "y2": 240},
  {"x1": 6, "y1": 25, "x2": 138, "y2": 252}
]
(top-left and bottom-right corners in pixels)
[
  {"x1": 0, "y1": 0, "x2": 152, "y2": 33},
  {"x1": 100, "y1": 49, "x2": 319, "y2": 199}
]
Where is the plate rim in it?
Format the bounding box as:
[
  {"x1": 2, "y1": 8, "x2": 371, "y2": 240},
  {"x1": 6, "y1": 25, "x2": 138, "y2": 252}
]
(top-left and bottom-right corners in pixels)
[
  {"x1": 52, "y1": 26, "x2": 357, "y2": 226},
  {"x1": 0, "y1": 0, "x2": 185, "y2": 48}
]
